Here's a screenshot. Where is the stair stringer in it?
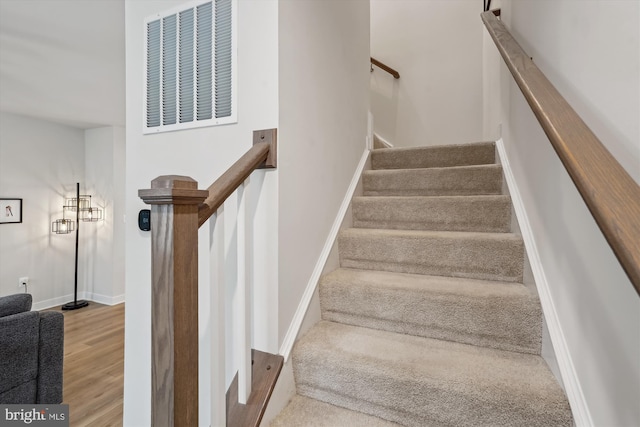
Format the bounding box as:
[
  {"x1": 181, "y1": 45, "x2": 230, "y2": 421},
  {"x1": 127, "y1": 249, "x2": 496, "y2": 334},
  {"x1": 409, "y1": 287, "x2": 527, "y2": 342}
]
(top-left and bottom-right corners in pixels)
[{"x1": 496, "y1": 138, "x2": 593, "y2": 426}]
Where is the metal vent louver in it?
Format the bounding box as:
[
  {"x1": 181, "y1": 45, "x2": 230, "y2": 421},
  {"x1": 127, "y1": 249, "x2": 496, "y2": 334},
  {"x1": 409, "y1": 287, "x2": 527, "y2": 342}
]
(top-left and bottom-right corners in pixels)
[{"x1": 144, "y1": 0, "x2": 235, "y2": 133}]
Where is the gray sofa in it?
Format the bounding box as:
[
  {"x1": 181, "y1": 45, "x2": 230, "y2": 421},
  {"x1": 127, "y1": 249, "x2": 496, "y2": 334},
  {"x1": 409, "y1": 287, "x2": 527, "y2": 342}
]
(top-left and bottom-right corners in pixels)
[{"x1": 0, "y1": 294, "x2": 64, "y2": 404}]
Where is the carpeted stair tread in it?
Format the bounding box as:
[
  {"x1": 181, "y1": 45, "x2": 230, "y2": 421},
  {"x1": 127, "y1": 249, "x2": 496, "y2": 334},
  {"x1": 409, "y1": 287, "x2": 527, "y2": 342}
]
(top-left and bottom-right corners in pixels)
[
  {"x1": 352, "y1": 195, "x2": 511, "y2": 232},
  {"x1": 271, "y1": 394, "x2": 403, "y2": 427},
  {"x1": 363, "y1": 164, "x2": 503, "y2": 196},
  {"x1": 338, "y1": 228, "x2": 523, "y2": 282},
  {"x1": 319, "y1": 268, "x2": 541, "y2": 354},
  {"x1": 293, "y1": 321, "x2": 573, "y2": 427},
  {"x1": 371, "y1": 141, "x2": 496, "y2": 170}
]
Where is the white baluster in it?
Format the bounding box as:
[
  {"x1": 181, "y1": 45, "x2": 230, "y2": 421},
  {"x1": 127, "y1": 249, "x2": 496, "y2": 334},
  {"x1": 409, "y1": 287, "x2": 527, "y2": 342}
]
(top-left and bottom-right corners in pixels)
[
  {"x1": 210, "y1": 210, "x2": 226, "y2": 425},
  {"x1": 236, "y1": 181, "x2": 252, "y2": 404}
]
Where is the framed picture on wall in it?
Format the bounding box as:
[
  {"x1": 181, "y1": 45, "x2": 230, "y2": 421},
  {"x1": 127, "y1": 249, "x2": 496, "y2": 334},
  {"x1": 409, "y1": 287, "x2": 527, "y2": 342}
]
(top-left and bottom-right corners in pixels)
[{"x1": 0, "y1": 198, "x2": 22, "y2": 224}]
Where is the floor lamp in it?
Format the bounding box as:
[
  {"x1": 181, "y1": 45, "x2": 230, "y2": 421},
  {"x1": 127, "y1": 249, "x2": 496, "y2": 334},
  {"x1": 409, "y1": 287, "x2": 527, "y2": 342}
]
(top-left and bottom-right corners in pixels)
[{"x1": 51, "y1": 182, "x2": 102, "y2": 310}]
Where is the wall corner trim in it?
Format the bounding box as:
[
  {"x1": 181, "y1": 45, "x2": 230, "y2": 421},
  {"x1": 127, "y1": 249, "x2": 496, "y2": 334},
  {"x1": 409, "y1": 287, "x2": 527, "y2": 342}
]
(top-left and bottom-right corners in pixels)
[
  {"x1": 279, "y1": 148, "x2": 371, "y2": 361},
  {"x1": 496, "y1": 139, "x2": 594, "y2": 427}
]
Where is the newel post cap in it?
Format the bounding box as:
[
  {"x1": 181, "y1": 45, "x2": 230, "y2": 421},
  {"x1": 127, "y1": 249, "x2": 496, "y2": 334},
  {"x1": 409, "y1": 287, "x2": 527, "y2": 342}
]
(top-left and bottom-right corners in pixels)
[{"x1": 139, "y1": 175, "x2": 209, "y2": 205}]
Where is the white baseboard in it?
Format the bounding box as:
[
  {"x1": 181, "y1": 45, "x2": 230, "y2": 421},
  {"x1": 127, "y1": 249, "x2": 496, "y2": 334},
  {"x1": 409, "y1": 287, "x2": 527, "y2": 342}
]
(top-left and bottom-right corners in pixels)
[
  {"x1": 31, "y1": 292, "x2": 124, "y2": 311},
  {"x1": 86, "y1": 292, "x2": 125, "y2": 306},
  {"x1": 279, "y1": 148, "x2": 370, "y2": 361},
  {"x1": 32, "y1": 293, "x2": 79, "y2": 311},
  {"x1": 496, "y1": 139, "x2": 593, "y2": 427},
  {"x1": 367, "y1": 111, "x2": 374, "y2": 151}
]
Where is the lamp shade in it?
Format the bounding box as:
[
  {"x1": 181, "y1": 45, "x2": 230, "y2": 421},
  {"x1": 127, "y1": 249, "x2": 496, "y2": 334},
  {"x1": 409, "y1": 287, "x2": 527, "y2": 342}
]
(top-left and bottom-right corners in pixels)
[
  {"x1": 51, "y1": 218, "x2": 75, "y2": 234},
  {"x1": 78, "y1": 195, "x2": 102, "y2": 222},
  {"x1": 80, "y1": 207, "x2": 103, "y2": 222},
  {"x1": 65, "y1": 197, "x2": 89, "y2": 212}
]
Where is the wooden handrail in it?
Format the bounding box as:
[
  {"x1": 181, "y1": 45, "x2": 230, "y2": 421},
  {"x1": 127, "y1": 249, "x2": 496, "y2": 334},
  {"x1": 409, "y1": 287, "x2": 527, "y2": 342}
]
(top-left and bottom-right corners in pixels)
[
  {"x1": 482, "y1": 10, "x2": 640, "y2": 295},
  {"x1": 371, "y1": 57, "x2": 400, "y2": 79},
  {"x1": 199, "y1": 141, "x2": 272, "y2": 227},
  {"x1": 139, "y1": 130, "x2": 277, "y2": 426}
]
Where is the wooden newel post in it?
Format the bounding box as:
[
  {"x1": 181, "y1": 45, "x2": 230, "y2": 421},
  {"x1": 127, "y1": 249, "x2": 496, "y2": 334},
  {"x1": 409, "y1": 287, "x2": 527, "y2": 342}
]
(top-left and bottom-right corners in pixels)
[{"x1": 139, "y1": 176, "x2": 209, "y2": 427}]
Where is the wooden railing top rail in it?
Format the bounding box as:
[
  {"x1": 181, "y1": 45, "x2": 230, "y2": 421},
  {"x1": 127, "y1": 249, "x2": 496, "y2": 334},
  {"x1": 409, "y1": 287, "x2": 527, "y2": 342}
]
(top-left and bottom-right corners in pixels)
[
  {"x1": 371, "y1": 57, "x2": 400, "y2": 79},
  {"x1": 198, "y1": 129, "x2": 277, "y2": 227},
  {"x1": 482, "y1": 10, "x2": 640, "y2": 295}
]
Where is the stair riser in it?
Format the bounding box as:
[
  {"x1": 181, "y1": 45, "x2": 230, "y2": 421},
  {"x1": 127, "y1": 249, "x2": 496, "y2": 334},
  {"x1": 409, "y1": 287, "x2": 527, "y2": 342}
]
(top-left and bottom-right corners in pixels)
[
  {"x1": 363, "y1": 165, "x2": 503, "y2": 197},
  {"x1": 352, "y1": 196, "x2": 511, "y2": 232},
  {"x1": 320, "y1": 275, "x2": 541, "y2": 354},
  {"x1": 371, "y1": 142, "x2": 496, "y2": 170},
  {"x1": 339, "y1": 231, "x2": 524, "y2": 282}
]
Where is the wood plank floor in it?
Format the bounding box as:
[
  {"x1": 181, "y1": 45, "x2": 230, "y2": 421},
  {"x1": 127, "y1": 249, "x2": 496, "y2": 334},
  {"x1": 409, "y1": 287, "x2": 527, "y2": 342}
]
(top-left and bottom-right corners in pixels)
[{"x1": 48, "y1": 302, "x2": 124, "y2": 426}]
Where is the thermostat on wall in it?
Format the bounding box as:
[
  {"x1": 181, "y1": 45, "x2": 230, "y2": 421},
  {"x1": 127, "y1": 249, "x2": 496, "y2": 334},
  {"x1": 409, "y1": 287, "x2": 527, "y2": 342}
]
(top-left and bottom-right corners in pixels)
[{"x1": 138, "y1": 209, "x2": 151, "y2": 231}]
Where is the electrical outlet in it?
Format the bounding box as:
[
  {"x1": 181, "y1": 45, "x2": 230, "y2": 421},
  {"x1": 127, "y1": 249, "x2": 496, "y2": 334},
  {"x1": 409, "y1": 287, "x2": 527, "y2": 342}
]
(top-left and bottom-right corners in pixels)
[{"x1": 18, "y1": 277, "x2": 29, "y2": 288}]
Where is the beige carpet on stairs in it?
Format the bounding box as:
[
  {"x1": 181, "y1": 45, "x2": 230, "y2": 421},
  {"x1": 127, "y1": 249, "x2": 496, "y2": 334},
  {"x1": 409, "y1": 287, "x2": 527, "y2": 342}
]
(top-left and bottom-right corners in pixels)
[
  {"x1": 271, "y1": 395, "x2": 403, "y2": 427},
  {"x1": 352, "y1": 195, "x2": 512, "y2": 232},
  {"x1": 362, "y1": 164, "x2": 504, "y2": 197},
  {"x1": 319, "y1": 269, "x2": 542, "y2": 354},
  {"x1": 271, "y1": 142, "x2": 573, "y2": 427}
]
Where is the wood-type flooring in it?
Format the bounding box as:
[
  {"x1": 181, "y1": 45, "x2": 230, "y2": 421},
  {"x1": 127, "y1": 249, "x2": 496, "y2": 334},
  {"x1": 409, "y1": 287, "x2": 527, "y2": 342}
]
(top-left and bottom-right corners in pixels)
[{"x1": 47, "y1": 302, "x2": 124, "y2": 426}]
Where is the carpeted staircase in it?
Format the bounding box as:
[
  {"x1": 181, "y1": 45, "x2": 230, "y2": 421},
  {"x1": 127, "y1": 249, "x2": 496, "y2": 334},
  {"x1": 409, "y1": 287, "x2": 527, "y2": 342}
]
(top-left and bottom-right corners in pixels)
[{"x1": 271, "y1": 142, "x2": 573, "y2": 426}]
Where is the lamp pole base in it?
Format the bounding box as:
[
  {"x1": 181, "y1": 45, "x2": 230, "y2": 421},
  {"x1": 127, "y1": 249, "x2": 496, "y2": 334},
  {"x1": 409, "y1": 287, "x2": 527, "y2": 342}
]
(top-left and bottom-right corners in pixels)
[{"x1": 61, "y1": 300, "x2": 89, "y2": 311}]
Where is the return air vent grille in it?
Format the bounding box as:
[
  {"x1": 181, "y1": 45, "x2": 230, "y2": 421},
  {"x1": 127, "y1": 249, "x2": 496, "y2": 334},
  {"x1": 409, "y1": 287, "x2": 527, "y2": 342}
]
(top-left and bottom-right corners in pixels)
[{"x1": 144, "y1": 0, "x2": 236, "y2": 133}]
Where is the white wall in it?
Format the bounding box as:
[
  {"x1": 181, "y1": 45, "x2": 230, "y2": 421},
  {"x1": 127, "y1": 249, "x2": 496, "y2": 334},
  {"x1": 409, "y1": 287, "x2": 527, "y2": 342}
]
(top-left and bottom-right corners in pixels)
[
  {"x1": 0, "y1": 112, "x2": 86, "y2": 308},
  {"x1": 277, "y1": 0, "x2": 370, "y2": 350},
  {"x1": 124, "y1": 0, "x2": 370, "y2": 423},
  {"x1": 84, "y1": 126, "x2": 126, "y2": 305},
  {"x1": 123, "y1": 0, "x2": 279, "y2": 425},
  {"x1": 370, "y1": 0, "x2": 484, "y2": 147},
  {"x1": 485, "y1": 1, "x2": 639, "y2": 425}
]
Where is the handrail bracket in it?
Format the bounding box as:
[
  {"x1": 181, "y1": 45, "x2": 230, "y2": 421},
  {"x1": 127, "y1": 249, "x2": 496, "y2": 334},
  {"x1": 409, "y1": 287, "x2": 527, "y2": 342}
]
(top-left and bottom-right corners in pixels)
[{"x1": 253, "y1": 128, "x2": 277, "y2": 169}]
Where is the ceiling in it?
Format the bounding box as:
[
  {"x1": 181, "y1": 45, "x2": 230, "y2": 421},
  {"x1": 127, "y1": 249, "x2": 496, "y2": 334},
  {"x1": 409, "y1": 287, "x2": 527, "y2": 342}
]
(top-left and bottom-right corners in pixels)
[{"x1": 0, "y1": 0, "x2": 125, "y2": 129}]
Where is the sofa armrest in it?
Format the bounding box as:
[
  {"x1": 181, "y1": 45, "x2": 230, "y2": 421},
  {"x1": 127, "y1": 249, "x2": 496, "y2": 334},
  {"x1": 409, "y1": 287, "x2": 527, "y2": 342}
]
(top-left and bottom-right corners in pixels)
[
  {"x1": 36, "y1": 311, "x2": 64, "y2": 404},
  {"x1": 0, "y1": 312, "x2": 40, "y2": 403},
  {"x1": 0, "y1": 294, "x2": 32, "y2": 318}
]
